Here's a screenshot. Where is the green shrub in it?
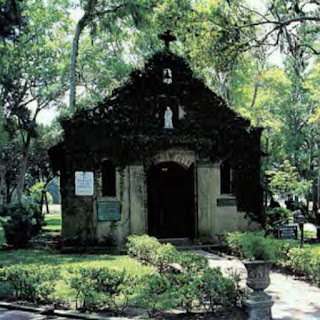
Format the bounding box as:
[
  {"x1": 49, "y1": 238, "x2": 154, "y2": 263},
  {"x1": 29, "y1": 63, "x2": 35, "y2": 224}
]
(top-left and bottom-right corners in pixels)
[
  {"x1": 126, "y1": 235, "x2": 209, "y2": 274},
  {"x1": 176, "y1": 251, "x2": 209, "y2": 272},
  {"x1": 135, "y1": 273, "x2": 175, "y2": 313},
  {"x1": 242, "y1": 236, "x2": 275, "y2": 261},
  {"x1": 198, "y1": 268, "x2": 242, "y2": 312},
  {"x1": 0, "y1": 264, "x2": 60, "y2": 303},
  {"x1": 309, "y1": 256, "x2": 320, "y2": 286},
  {"x1": 283, "y1": 248, "x2": 320, "y2": 285},
  {"x1": 165, "y1": 266, "x2": 242, "y2": 313},
  {"x1": 286, "y1": 248, "x2": 314, "y2": 276},
  {"x1": 225, "y1": 232, "x2": 247, "y2": 259},
  {"x1": 68, "y1": 267, "x2": 128, "y2": 312},
  {"x1": 0, "y1": 203, "x2": 45, "y2": 247},
  {"x1": 154, "y1": 243, "x2": 179, "y2": 273},
  {"x1": 126, "y1": 235, "x2": 161, "y2": 265},
  {"x1": 225, "y1": 232, "x2": 276, "y2": 261},
  {"x1": 265, "y1": 207, "x2": 291, "y2": 232},
  {"x1": 166, "y1": 268, "x2": 201, "y2": 313}
]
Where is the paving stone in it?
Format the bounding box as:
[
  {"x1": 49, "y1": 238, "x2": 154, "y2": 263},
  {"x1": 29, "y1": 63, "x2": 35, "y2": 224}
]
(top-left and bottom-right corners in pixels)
[
  {"x1": 195, "y1": 250, "x2": 320, "y2": 320},
  {"x1": 0, "y1": 310, "x2": 47, "y2": 320}
]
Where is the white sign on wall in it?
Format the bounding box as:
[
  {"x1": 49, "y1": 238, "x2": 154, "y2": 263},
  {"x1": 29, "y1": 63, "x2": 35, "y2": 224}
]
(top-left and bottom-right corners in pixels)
[{"x1": 75, "y1": 171, "x2": 94, "y2": 196}]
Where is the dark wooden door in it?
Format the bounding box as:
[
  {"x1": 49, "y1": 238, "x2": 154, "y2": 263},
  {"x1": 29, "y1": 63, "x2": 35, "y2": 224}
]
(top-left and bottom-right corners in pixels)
[{"x1": 147, "y1": 162, "x2": 194, "y2": 238}]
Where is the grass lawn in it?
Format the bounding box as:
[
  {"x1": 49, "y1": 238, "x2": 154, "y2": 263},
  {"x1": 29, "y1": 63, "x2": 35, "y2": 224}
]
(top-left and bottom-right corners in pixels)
[
  {"x1": 0, "y1": 211, "x2": 154, "y2": 305},
  {"x1": 0, "y1": 212, "x2": 151, "y2": 278},
  {"x1": 43, "y1": 212, "x2": 62, "y2": 231}
]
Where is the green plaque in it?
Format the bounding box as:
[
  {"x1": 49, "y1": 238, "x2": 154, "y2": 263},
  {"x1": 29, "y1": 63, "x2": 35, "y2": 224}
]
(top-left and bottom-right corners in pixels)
[{"x1": 97, "y1": 201, "x2": 121, "y2": 221}]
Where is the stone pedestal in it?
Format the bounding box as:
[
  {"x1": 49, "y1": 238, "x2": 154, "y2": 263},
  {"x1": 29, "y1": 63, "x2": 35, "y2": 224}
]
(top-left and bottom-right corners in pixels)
[
  {"x1": 243, "y1": 261, "x2": 274, "y2": 320},
  {"x1": 243, "y1": 291, "x2": 274, "y2": 320}
]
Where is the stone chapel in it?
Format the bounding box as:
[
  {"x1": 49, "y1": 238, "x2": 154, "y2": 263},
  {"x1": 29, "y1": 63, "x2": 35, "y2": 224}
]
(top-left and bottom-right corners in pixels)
[{"x1": 49, "y1": 33, "x2": 263, "y2": 247}]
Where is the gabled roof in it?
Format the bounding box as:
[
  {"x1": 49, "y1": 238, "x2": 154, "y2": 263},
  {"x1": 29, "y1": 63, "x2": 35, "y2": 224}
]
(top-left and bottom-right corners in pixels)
[{"x1": 66, "y1": 50, "x2": 250, "y2": 132}]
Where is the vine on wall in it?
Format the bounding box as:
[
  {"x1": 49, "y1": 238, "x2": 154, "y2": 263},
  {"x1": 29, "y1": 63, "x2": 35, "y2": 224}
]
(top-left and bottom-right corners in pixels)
[{"x1": 52, "y1": 51, "x2": 263, "y2": 222}]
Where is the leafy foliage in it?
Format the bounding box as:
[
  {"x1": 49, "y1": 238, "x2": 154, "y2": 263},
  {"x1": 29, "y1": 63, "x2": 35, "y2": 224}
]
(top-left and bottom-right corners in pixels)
[
  {"x1": 0, "y1": 264, "x2": 60, "y2": 303},
  {"x1": 127, "y1": 234, "x2": 162, "y2": 265},
  {"x1": 0, "y1": 203, "x2": 45, "y2": 247},
  {"x1": 267, "y1": 160, "x2": 312, "y2": 197},
  {"x1": 68, "y1": 267, "x2": 129, "y2": 312},
  {"x1": 282, "y1": 248, "x2": 320, "y2": 286},
  {"x1": 225, "y1": 232, "x2": 277, "y2": 261},
  {"x1": 265, "y1": 207, "x2": 291, "y2": 232}
]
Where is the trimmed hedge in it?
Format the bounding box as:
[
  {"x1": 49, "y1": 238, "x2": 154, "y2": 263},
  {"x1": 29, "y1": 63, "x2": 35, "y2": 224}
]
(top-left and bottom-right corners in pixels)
[
  {"x1": 127, "y1": 235, "x2": 243, "y2": 313},
  {"x1": 0, "y1": 264, "x2": 60, "y2": 303},
  {"x1": 67, "y1": 267, "x2": 131, "y2": 312}
]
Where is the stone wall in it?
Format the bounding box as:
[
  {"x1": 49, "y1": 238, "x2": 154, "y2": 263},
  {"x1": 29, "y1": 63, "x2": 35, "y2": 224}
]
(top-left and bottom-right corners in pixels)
[
  {"x1": 60, "y1": 150, "x2": 258, "y2": 246},
  {"x1": 95, "y1": 167, "x2": 131, "y2": 246}
]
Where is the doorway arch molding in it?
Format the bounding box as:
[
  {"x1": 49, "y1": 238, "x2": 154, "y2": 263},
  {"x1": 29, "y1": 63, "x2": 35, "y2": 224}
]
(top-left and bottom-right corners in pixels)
[{"x1": 149, "y1": 148, "x2": 196, "y2": 169}]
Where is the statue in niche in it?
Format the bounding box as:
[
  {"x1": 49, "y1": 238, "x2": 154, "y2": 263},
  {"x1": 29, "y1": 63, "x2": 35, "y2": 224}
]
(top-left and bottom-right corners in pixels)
[
  {"x1": 163, "y1": 68, "x2": 172, "y2": 84},
  {"x1": 164, "y1": 106, "x2": 173, "y2": 129}
]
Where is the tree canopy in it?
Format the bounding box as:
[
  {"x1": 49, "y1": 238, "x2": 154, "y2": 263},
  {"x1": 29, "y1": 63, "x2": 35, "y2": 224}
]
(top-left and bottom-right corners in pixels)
[{"x1": 2, "y1": 0, "x2": 320, "y2": 208}]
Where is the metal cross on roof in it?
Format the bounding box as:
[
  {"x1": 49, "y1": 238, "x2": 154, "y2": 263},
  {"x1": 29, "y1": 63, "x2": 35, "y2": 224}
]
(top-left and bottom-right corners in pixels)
[{"x1": 159, "y1": 30, "x2": 177, "y2": 50}]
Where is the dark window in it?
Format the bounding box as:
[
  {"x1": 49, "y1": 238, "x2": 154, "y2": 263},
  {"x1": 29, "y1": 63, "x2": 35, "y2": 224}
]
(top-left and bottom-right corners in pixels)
[
  {"x1": 221, "y1": 161, "x2": 232, "y2": 194},
  {"x1": 101, "y1": 160, "x2": 116, "y2": 196}
]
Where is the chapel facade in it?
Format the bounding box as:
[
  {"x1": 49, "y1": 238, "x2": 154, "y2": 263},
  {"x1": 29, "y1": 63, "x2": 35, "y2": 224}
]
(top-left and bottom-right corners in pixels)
[{"x1": 49, "y1": 37, "x2": 263, "y2": 246}]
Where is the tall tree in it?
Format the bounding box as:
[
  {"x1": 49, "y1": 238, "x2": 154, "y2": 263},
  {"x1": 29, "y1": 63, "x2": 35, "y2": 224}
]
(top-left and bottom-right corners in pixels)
[
  {"x1": 0, "y1": 0, "x2": 70, "y2": 202},
  {"x1": 69, "y1": 0, "x2": 158, "y2": 110}
]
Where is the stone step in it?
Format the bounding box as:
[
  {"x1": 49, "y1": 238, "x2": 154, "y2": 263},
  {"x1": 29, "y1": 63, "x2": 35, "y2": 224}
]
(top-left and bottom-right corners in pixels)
[{"x1": 158, "y1": 237, "x2": 192, "y2": 246}]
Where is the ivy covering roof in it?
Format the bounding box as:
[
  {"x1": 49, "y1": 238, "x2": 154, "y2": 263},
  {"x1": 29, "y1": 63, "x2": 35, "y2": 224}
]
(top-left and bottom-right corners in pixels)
[{"x1": 51, "y1": 50, "x2": 263, "y2": 219}]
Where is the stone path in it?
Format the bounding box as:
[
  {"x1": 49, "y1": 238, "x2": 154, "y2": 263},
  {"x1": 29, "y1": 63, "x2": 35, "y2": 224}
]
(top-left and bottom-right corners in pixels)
[
  {"x1": 0, "y1": 308, "x2": 132, "y2": 320},
  {"x1": 195, "y1": 250, "x2": 320, "y2": 320},
  {"x1": 0, "y1": 308, "x2": 60, "y2": 320}
]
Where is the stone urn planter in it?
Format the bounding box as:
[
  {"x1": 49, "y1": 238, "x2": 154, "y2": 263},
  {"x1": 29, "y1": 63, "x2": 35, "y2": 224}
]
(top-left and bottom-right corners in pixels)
[
  {"x1": 244, "y1": 260, "x2": 272, "y2": 291},
  {"x1": 243, "y1": 260, "x2": 274, "y2": 320}
]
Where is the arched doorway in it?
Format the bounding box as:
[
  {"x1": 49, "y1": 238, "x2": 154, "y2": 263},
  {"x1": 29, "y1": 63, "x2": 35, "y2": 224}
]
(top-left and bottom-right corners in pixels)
[{"x1": 147, "y1": 162, "x2": 195, "y2": 238}]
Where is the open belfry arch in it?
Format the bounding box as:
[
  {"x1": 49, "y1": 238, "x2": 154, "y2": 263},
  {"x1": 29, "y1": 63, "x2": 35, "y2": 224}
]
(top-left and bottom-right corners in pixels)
[{"x1": 49, "y1": 31, "x2": 263, "y2": 246}]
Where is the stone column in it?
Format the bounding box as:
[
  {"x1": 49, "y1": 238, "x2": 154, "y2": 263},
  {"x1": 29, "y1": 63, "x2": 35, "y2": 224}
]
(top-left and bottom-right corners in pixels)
[
  {"x1": 129, "y1": 165, "x2": 147, "y2": 235},
  {"x1": 197, "y1": 163, "x2": 220, "y2": 240}
]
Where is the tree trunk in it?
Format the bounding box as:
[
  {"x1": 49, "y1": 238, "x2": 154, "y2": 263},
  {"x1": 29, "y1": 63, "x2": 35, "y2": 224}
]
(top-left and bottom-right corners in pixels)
[
  {"x1": 39, "y1": 190, "x2": 44, "y2": 213},
  {"x1": 6, "y1": 182, "x2": 11, "y2": 204},
  {"x1": 0, "y1": 161, "x2": 6, "y2": 205},
  {"x1": 318, "y1": 145, "x2": 320, "y2": 212},
  {"x1": 69, "y1": 0, "x2": 97, "y2": 110},
  {"x1": 69, "y1": 17, "x2": 87, "y2": 111},
  {"x1": 45, "y1": 191, "x2": 49, "y2": 214},
  {"x1": 15, "y1": 134, "x2": 31, "y2": 203},
  {"x1": 250, "y1": 82, "x2": 259, "y2": 109},
  {"x1": 15, "y1": 146, "x2": 29, "y2": 202}
]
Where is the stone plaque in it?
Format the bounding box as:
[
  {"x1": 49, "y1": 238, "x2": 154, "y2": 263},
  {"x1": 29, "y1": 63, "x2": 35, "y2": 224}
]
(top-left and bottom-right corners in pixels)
[
  {"x1": 75, "y1": 171, "x2": 94, "y2": 196},
  {"x1": 217, "y1": 197, "x2": 237, "y2": 207},
  {"x1": 97, "y1": 201, "x2": 121, "y2": 221},
  {"x1": 277, "y1": 225, "x2": 298, "y2": 240}
]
